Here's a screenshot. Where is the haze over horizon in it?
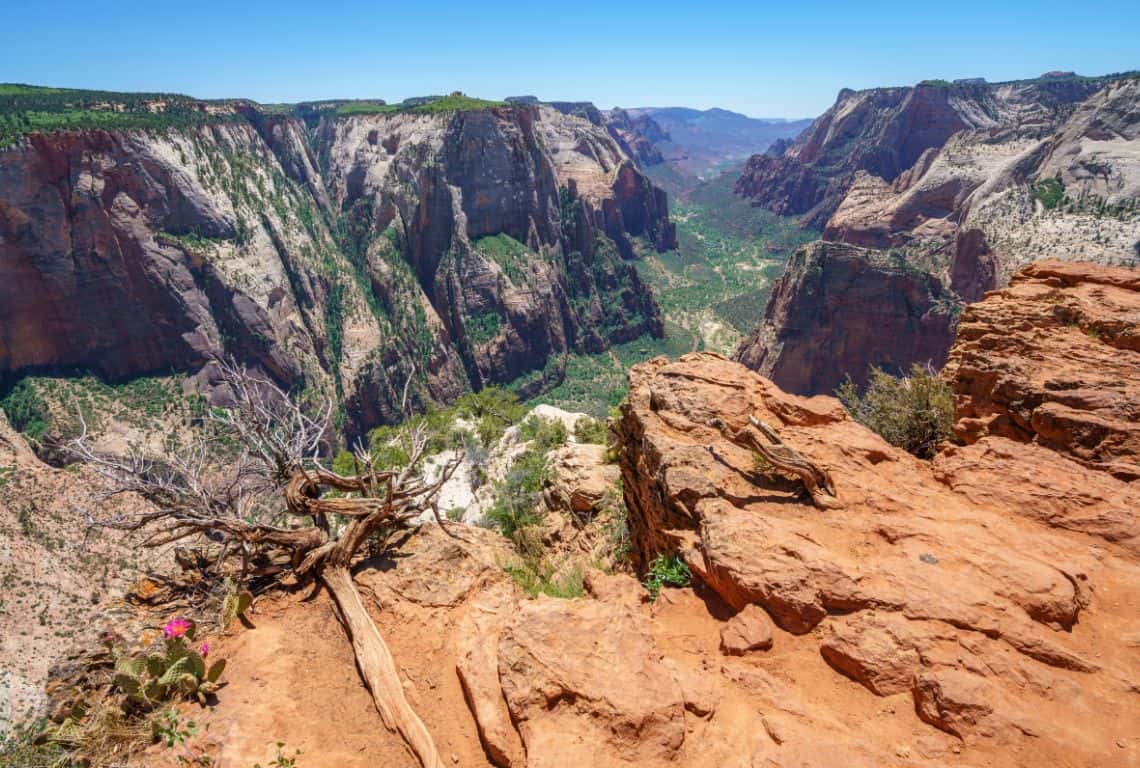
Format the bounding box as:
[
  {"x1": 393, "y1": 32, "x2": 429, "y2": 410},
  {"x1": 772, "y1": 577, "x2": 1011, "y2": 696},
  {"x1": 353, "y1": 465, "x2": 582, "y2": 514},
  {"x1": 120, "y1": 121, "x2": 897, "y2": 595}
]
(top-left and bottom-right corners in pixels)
[{"x1": 2, "y1": 0, "x2": 1137, "y2": 118}]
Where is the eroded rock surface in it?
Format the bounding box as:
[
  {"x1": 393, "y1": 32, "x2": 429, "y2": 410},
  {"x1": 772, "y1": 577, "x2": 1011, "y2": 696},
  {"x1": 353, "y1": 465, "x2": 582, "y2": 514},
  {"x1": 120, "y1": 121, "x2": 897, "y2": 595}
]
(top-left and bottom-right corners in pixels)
[
  {"x1": 542, "y1": 442, "x2": 619, "y2": 518},
  {"x1": 0, "y1": 103, "x2": 672, "y2": 432},
  {"x1": 944, "y1": 260, "x2": 1140, "y2": 479},
  {"x1": 617, "y1": 351, "x2": 1140, "y2": 762}
]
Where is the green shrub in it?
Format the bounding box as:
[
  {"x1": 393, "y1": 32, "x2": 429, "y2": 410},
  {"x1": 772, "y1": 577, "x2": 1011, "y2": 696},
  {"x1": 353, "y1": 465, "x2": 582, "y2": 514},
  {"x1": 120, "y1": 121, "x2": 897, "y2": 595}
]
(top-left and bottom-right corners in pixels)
[
  {"x1": 504, "y1": 562, "x2": 585, "y2": 599},
  {"x1": 0, "y1": 379, "x2": 51, "y2": 442},
  {"x1": 836, "y1": 364, "x2": 954, "y2": 459},
  {"x1": 455, "y1": 386, "x2": 525, "y2": 447},
  {"x1": 366, "y1": 406, "x2": 465, "y2": 470},
  {"x1": 573, "y1": 416, "x2": 607, "y2": 445},
  {"x1": 331, "y1": 449, "x2": 358, "y2": 476},
  {"x1": 0, "y1": 720, "x2": 70, "y2": 768},
  {"x1": 407, "y1": 93, "x2": 506, "y2": 114},
  {"x1": 518, "y1": 416, "x2": 568, "y2": 452},
  {"x1": 1033, "y1": 177, "x2": 1065, "y2": 210},
  {"x1": 643, "y1": 553, "x2": 691, "y2": 601},
  {"x1": 465, "y1": 311, "x2": 503, "y2": 347},
  {"x1": 486, "y1": 445, "x2": 548, "y2": 538}
]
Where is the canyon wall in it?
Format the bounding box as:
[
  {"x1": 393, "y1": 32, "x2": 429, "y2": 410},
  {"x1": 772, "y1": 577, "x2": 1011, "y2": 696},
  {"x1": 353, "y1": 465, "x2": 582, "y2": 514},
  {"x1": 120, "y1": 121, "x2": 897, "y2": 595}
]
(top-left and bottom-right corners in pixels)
[
  {"x1": 733, "y1": 74, "x2": 1139, "y2": 395},
  {"x1": 0, "y1": 101, "x2": 673, "y2": 431},
  {"x1": 734, "y1": 241, "x2": 958, "y2": 394}
]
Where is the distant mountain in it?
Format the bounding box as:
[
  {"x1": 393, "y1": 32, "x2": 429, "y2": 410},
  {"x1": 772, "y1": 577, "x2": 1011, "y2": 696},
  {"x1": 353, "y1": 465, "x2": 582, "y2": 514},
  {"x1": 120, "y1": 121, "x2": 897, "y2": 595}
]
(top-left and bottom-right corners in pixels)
[{"x1": 612, "y1": 106, "x2": 811, "y2": 178}]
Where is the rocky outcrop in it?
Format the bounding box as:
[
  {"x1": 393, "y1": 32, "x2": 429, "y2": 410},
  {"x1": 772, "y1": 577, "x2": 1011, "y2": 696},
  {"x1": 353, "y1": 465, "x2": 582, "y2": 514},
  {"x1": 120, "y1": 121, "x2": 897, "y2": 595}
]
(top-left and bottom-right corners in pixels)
[
  {"x1": 541, "y1": 443, "x2": 618, "y2": 518},
  {"x1": 737, "y1": 75, "x2": 1140, "y2": 279},
  {"x1": 313, "y1": 104, "x2": 669, "y2": 415},
  {"x1": 0, "y1": 100, "x2": 673, "y2": 431},
  {"x1": 943, "y1": 260, "x2": 1140, "y2": 480},
  {"x1": 733, "y1": 241, "x2": 958, "y2": 395},
  {"x1": 736, "y1": 84, "x2": 974, "y2": 228},
  {"x1": 616, "y1": 351, "x2": 1140, "y2": 763},
  {"x1": 604, "y1": 108, "x2": 667, "y2": 167},
  {"x1": 737, "y1": 76, "x2": 1117, "y2": 227}
]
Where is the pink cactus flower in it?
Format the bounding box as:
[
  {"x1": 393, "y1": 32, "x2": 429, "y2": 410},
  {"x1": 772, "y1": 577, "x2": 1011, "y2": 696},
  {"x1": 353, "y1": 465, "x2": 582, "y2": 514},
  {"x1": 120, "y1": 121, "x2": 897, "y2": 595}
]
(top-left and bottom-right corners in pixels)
[
  {"x1": 162, "y1": 617, "x2": 192, "y2": 640},
  {"x1": 198, "y1": 642, "x2": 210, "y2": 657}
]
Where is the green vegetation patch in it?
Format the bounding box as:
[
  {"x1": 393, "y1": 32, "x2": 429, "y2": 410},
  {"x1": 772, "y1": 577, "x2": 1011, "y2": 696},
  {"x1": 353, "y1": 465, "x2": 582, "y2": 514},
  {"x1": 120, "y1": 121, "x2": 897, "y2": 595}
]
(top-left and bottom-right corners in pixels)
[
  {"x1": 643, "y1": 553, "x2": 692, "y2": 601},
  {"x1": 0, "y1": 83, "x2": 238, "y2": 149},
  {"x1": 335, "y1": 101, "x2": 398, "y2": 116},
  {"x1": 473, "y1": 233, "x2": 533, "y2": 284},
  {"x1": 0, "y1": 379, "x2": 52, "y2": 442},
  {"x1": 465, "y1": 311, "x2": 504, "y2": 347},
  {"x1": 505, "y1": 562, "x2": 585, "y2": 599},
  {"x1": 636, "y1": 168, "x2": 816, "y2": 352},
  {"x1": 0, "y1": 374, "x2": 197, "y2": 445},
  {"x1": 406, "y1": 94, "x2": 507, "y2": 114},
  {"x1": 486, "y1": 416, "x2": 567, "y2": 538},
  {"x1": 356, "y1": 386, "x2": 527, "y2": 475},
  {"x1": 332, "y1": 93, "x2": 506, "y2": 118},
  {"x1": 526, "y1": 329, "x2": 693, "y2": 418},
  {"x1": 1032, "y1": 177, "x2": 1066, "y2": 210},
  {"x1": 836, "y1": 364, "x2": 954, "y2": 459}
]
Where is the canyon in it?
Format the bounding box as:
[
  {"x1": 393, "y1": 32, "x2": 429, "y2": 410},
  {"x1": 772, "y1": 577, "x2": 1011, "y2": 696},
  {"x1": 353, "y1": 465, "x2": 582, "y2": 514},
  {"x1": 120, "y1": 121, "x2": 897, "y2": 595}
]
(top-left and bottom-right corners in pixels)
[
  {"x1": 2, "y1": 70, "x2": 1140, "y2": 768},
  {"x1": 0, "y1": 88, "x2": 674, "y2": 432},
  {"x1": 10, "y1": 258, "x2": 1134, "y2": 768}
]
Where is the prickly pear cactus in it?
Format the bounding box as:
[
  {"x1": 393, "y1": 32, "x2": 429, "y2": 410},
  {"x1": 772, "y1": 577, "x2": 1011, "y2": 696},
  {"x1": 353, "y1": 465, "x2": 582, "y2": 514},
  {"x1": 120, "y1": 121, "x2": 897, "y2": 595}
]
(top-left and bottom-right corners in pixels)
[
  {"x1": 109, "y1": 618, "x2": 224, "y2": 708},
  {"x1": 220, "y1": 578, "x2": 254, "y2": 630}
]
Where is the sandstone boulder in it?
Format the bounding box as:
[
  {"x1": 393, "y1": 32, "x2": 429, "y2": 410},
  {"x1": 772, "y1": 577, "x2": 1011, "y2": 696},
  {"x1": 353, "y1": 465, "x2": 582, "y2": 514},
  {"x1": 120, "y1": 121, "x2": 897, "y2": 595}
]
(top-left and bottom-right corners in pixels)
[
  {"x1": 719, "y1": 604, "x2": 774, "y2": 655},
  {"x1": 542, "y1": 442, "x2": 619, "y2": 519},
  {"x1": 497, "y1": 597, "x2": 687, "y2": 767}
]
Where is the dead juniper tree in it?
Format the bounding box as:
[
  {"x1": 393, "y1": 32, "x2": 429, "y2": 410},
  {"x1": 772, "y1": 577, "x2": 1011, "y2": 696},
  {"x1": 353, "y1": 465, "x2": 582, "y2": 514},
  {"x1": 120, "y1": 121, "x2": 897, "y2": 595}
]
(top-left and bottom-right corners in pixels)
[{"x1": 70, "y1": 359, "x2": 460, "y2": 768}]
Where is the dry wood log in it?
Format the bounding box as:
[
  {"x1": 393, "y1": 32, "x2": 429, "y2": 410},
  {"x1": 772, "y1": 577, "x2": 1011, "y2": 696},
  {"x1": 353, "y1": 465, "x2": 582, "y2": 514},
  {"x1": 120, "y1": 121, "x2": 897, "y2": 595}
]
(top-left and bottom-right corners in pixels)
[{"x1": 713, "y1": 415, "x2": 842, "y2": 509}]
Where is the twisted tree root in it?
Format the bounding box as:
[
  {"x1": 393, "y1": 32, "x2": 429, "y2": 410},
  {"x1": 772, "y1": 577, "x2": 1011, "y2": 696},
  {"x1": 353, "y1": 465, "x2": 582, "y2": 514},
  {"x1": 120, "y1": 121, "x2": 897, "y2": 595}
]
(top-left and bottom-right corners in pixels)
[{"x1": 713, "y1": 415, "x2": 843, "y2": 510}]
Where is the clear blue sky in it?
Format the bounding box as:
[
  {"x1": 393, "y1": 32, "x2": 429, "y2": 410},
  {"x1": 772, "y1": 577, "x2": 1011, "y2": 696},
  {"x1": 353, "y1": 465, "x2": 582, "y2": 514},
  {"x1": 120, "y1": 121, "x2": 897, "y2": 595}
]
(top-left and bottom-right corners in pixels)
[{"x1": 2, "y1": 0, "x2": 1136, "y2": 118}]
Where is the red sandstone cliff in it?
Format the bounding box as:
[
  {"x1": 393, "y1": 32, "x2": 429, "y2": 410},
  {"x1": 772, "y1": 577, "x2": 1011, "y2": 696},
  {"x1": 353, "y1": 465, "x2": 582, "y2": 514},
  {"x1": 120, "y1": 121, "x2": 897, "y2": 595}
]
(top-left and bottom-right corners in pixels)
[
  {"x1": 0, "y1": 101, "x2": 673, "y2": 430},
  {"x1": 733, "y1": 240, "x2": 958, "y2": 395}
]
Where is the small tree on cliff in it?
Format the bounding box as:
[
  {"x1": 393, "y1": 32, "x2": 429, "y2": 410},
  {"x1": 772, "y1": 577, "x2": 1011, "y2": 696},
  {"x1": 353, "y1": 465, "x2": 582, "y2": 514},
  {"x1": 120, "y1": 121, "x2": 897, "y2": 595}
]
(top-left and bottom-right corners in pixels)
[{"x1": 70, "y1": 360, "x2": 457, "y2": 768}]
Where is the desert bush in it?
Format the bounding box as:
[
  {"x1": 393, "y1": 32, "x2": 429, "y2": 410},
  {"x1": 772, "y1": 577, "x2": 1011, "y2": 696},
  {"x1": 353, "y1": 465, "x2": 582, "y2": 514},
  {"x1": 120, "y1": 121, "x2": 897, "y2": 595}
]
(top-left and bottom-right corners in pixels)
[
  {"x1": 487, "y1": 415, "x2": 569, "y2": 537},
  {"x1": 504, "y1": 561, "x2": 585, "y2": 599},
  {"x1": 518, "y1": 415, "x2": 568, "y2": 450},
  {"x1": 0, "y1": 720, "x2": 71, "y2": 768},
  {"x1": 0, "y1": 379, "x2": 51, "y2": 442},
  {"x1": 643, "y1": 553, "x2": 691, "y2": 601},
  {"x1": 455, "y1": 386, "x2": 525, "y2": 447},
  {"x1": 486, "y1": 443, "x2": 549, "y2": 538},
  {"x1": 573, "y1": 415, "x2": 607, "y2": 445},
  {"x1": 1033, "y1": 177, "x2": 1065, "y2": 210},
  {"x1": 836, "y1": 364, "x2": 954, "y2": 459}
]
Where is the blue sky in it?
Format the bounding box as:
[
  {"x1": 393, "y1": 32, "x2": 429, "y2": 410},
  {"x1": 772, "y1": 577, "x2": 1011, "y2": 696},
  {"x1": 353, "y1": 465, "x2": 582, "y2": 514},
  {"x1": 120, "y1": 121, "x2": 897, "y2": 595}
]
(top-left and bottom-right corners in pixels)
[{"x1": 2, "y1": 0, "x2": 1136, "y2": 118}]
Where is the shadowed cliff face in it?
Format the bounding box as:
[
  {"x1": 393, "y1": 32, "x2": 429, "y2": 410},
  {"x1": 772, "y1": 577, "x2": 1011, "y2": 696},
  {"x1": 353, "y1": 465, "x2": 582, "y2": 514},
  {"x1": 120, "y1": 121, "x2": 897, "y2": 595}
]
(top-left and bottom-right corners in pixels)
[
  {"x1": 733, "y1": 241, "x2": 958, "y2": 395},
  {"x1": 0, "y1": 103, "x2": 673, "y2": 431}
]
